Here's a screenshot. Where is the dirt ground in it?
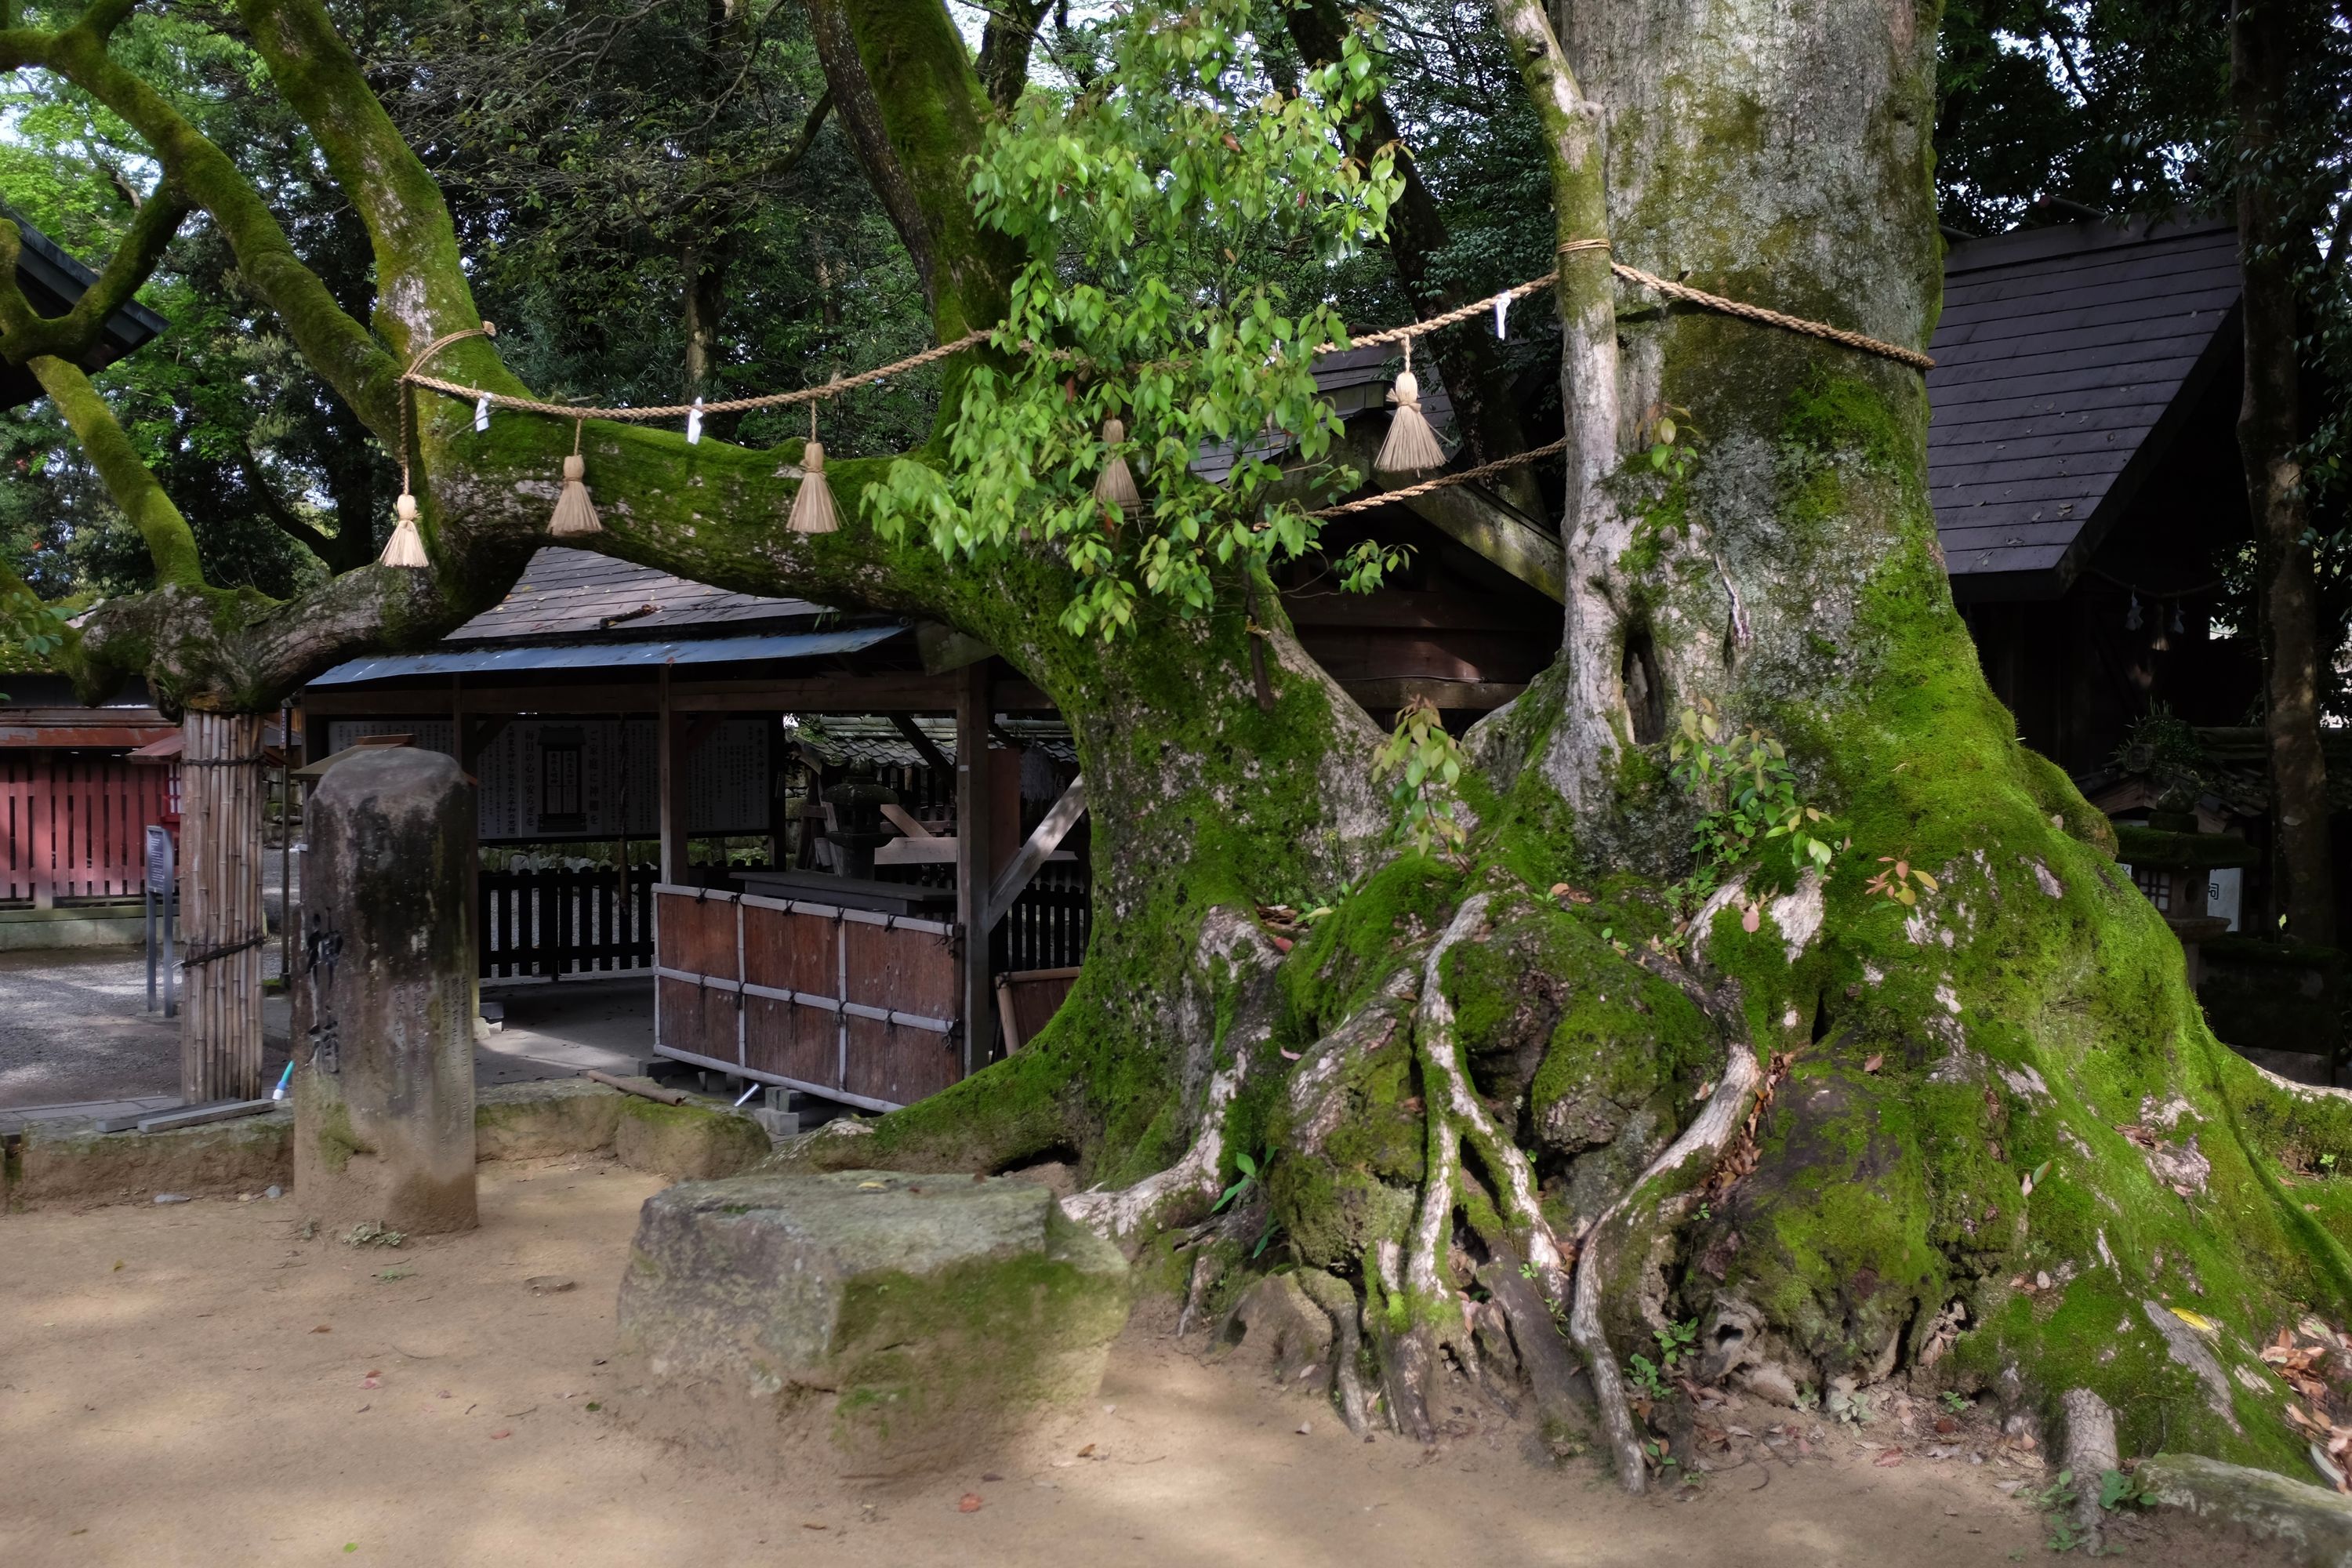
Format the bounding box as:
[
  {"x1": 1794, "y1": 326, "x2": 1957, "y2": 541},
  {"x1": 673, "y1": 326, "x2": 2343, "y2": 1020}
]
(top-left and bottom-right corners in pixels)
[{"x1": 0, "y1": 1160, "x2": 2287, "y2": 1566}]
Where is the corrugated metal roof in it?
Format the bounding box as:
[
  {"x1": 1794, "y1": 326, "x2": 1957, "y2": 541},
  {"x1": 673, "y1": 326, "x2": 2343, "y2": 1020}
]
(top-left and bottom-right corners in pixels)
[
  {"x1": 1929, "y1": 216, "x2": 2241, "y2": 595},
  {"x1": 310, "y1": 624, "x2": 905, "y2": 685},
  {"x1": 448, "y1": 547, "x2": 829, "y2": 642}
]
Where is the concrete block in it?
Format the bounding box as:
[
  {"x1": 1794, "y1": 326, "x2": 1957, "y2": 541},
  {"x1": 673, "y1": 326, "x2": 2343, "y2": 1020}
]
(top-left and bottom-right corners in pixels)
[
  {"x1": 474, "y1": 1079, "x2": 627, "y2": 1161},
  {"x1": 613, "y1": 1098, "x2": 771, "y2": 1180},
  {"x1": 16, "y1": 1109, "x2": 292, "y2": 1204}
]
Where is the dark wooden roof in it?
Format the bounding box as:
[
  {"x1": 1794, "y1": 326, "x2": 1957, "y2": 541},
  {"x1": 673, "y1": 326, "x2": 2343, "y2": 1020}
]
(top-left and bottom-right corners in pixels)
[
  {"x1": 1929, "y1": 216, "x2": 2241, "y2": 600},
  {"x1": 2, "y1": 206, "x2": 169, "y2": 412},
  {"x1": 449, "y1": 547, "x2": 826, "y2": 643}
]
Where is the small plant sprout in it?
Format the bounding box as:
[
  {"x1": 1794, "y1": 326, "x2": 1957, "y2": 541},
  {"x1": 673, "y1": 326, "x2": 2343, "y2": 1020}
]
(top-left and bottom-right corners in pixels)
[
  {"x1": 2096, "y1": 1468, "x2": 2159, "y2": 1511},
  {"x1": 1864, "y1": 855, "x2": 1938, "y2": 907},
  {"x1": 1668, "y1": 699, "x2": 1835, "y2": 895},
  {"x1": 1214, "y1": 1149, "x2": 1264, "y2": 1213},
  {"x1": 1644, "y1": 403, "x2": 1699, "y2": 482},
  {"x1": 1939, "y1": 1389, "x2": 1969, "y2": 1415},
  {"x1": 1374, "y1": 696, "x2": 1468, "y2": 862}
]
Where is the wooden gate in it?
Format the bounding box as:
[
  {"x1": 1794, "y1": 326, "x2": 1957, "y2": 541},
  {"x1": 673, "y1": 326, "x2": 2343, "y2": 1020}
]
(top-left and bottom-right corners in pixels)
[{"x1": 652, "y1": 884, "x2": 963, "y2": 1112}]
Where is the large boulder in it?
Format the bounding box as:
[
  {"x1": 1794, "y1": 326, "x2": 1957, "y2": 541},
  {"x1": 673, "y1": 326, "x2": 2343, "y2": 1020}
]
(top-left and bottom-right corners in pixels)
[{"x1": 615, "y1": 1170, "x2": 1131, "y2": 1472}]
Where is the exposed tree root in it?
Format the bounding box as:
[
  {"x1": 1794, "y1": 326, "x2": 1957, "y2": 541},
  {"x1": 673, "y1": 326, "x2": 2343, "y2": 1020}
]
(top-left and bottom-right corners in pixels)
[
  {"x1": 1293, "y1": 1269, "x2": 1376, "y2": 1436},
  {"x1": 1570, "y1": 957, "x2": 1762, "y2": 1494}
]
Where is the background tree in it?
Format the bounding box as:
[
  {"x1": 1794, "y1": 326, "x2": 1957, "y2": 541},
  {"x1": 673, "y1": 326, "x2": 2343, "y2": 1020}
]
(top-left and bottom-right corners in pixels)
[{"x1": 9, "y1": 0, "x2": 2352, "y2": 1494}]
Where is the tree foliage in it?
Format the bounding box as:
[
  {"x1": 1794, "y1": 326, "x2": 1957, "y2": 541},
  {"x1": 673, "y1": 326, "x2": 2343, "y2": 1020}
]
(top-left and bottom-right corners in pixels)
[{"x1": 869, "y1": 0, "x2": 1406, "y2": 637}]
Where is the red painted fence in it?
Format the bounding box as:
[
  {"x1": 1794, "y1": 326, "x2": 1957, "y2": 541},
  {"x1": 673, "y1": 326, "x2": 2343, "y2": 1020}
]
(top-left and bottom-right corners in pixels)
[{"x1": 0, "y1": 755, "x2": 177, "y2": 904}]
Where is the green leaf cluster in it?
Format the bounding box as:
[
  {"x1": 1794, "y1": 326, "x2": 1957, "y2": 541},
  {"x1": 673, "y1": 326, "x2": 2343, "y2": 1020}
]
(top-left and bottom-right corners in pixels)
[
  {"x1": 865, "y1": 0, "x2": 1406, "y2": 640},
  {"x1": 1372, "y1": 695, "x2": 1467, "y2": 862},
  {"x1": 1667, "y1": 699, "x2": 1835, "y2": 893}
]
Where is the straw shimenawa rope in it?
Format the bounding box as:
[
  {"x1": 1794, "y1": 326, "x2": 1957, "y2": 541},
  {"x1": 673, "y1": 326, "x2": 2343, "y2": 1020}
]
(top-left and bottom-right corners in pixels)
[
  {"x1": 402, "y1": 328, "x2": 990, "y2": 423},
  {"x1": 1570, "y1": 238, "x2": 1937, "y2": 372},
  {"x1": 387, "y1": 238, "x2": 1929, "y2": 543},
  {"x1": 1308, "y1": 435, "x2": 1573, "y2": 518}
]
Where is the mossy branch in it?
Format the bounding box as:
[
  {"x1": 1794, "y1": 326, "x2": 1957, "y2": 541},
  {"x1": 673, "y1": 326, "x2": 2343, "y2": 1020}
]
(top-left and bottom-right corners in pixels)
[
  {"x1": 1, "y1": 17, "x2": 398, "y2": 430},
  {"x1": 0, "y1": 194, "x2": 187, "y2": 365},
  {"x1": 233, "y1": 0, "x2": 495, "y2": 379},
  {"x1": 27, "y1": 354, "x2": 205, "y2": 590}
]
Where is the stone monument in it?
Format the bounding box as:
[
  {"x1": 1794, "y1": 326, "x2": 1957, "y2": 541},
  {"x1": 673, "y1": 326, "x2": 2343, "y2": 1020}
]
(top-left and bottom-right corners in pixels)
[
  {"x1": 615, "y1": 1171, "x2": 1131, "y2": 1472},
  {"x1": 292, "y1": 746, "x2": 478, "y2": 1234}
]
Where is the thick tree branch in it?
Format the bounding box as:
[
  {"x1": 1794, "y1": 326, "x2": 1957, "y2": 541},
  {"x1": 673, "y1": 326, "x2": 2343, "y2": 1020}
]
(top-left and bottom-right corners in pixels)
[
  {"x1": 1, "y1": 20, "x2": 400, "y2": 430},
  {"x1": 238, "y1": 443, "x2": 341, "y2": 563},
  {"x1": 2233, "y1": 0, "x2": 2335, "y2": 946},
  {"x1": 975, "y1": 0, "x2": 1050, "y2": 111},
  {"x1": 803, "y1": 0, "x2": 1021, "y2": 338},
  {"x1": 27, "y1": 354, "x2": 205, "y2": 590},
  {"x1": 0, "y1": 191, "x2": 187, "y2": 365},
  {"x1": 234, "y1": 0, "x2": 496, "y2": 377},
  {"x1": 1486, "y1": 0, "x2": 1629, "y2": 823}
]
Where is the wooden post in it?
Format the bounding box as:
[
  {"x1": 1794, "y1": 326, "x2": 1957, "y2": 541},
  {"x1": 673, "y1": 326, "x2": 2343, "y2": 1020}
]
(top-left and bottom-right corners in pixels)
[
  {"x1": 956, "y1": 663, "x2": 995, "y2": 1076},
  {"x1": 180, "y1": 710, "x2": 266, "y2": 1103},
  {"x1": 659, "y1": 668, "x2": 691, "y2": 885}
]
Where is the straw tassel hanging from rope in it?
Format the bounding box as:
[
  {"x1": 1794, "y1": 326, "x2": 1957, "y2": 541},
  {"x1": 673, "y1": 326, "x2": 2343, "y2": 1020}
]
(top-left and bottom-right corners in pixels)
[
  {"x1": 1377, "y1": 336, "x2": 1446, "y2": 474},
  {"x1": 1093, "y1": 418, "x2": 1142, "y2": 512},
  {"x1": 549, "y1": 421, "x2": 603, "y2": 538},
  {"x1": 789, "y1": 403, "x2": 838, "y2": 534},
  {"x1": 379, "y1": 490, "x2": 429, "y2": 568}
]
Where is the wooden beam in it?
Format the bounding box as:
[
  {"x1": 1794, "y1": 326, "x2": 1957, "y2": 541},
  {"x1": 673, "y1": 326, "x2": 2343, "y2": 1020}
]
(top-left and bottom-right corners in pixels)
[
  {"x1": 1283, "y1": 586, "x2": 1557, "y2": 630},
  {"x1": 891, "y1": 713, "x2": 954, "y2": 773},
  {"x1": 1341, "y1": 678, "x2": 1529, "y2": 711},
  {"x1": 880, "y1": 803, "x2": 934, "y2": 837},
  {"x1": 984, "y1": 775, "x2": 1087, "y2": 931},
  {"x1": 658, "y1": 670, "x2": 689, "y2": 884},
  {"x1": 1321, "y1": 418, "x2": 1566, "y2": 603},
  {"x1": 1396, "y1": 483, "x2": 1565, "y2": 603},
  {"x1": 991, "y1": 678, "x2": 1054, "y2": 712},
  {"x1": 955, "y1": 662, "x2": 994, "y2": 1075}
]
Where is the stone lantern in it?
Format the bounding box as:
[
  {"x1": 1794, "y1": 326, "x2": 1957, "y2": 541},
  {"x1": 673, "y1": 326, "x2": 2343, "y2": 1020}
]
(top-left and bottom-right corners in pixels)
[{"x1": 822, "y1": 759, "x2": 900, "y2": 878}]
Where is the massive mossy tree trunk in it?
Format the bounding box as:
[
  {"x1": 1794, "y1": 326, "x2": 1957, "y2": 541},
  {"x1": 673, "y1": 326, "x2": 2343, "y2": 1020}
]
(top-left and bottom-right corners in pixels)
[{"x1": 11, "y1": 0, "x2": 2352, "y2": 1493}]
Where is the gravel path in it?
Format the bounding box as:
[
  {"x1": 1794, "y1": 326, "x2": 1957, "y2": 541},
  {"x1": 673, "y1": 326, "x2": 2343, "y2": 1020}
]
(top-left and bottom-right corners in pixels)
[{"x1": 0, "y1": 949, "x2": 210, "y2": 1108}]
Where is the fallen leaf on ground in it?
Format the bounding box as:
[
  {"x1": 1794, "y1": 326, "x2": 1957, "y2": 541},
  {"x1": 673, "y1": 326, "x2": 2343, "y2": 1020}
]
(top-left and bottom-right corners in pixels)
[
  {"x1": 957, "y1": 1494, "x2": 983, "y2": 1513},
  {"x1": 489, "y1": 1429, "x2": 512, "y2": 1440},
  {"x1": 1875, "y1": 1449, "x2": 1906, "y2": 1467},
  {"x1": 311, "y1": 1325, "x2": 332, "y2": 1334},
  {"x1": 1864, "y1": 1054, "x2": 1885, "y2": 1073}
]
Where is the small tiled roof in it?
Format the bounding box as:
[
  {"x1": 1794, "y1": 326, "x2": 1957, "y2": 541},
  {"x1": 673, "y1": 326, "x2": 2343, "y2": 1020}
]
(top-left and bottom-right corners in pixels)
[
  {"x1": 1929, "y1": 216, "x2": 2241, "y2": 597},
  {"x1": 448, "y1": 547, "x2": 827, "y2": 643}
]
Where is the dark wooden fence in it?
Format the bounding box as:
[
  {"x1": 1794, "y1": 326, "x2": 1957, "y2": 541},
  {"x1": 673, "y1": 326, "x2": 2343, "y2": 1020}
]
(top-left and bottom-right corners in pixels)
[
  {"x1": 478, "y1": 867, "x2": 654, "y2": 979},
  {"x1": 996, "y1": 860, "x2": 1091, "y2": 973}
]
